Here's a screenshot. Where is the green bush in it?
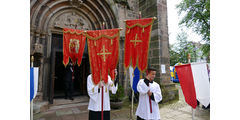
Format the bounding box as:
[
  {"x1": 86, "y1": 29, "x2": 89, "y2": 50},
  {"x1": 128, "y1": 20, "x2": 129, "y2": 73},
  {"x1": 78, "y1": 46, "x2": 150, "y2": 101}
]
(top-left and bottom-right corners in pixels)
[{"x1": 110, "y1": 85, "x2": 124, "y2": 102}]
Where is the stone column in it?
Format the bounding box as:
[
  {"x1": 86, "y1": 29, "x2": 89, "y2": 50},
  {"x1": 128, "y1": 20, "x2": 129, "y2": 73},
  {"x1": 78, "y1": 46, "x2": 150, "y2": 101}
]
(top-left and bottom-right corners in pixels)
[
  {"x1": 139, "y1": 0, "x2": 179, "y2": 103},
  {"x1": 35, "y1": 33, "x2": 47, "y2": 101},
  {"x1": 30, "y1": 26, "x2": 35, "y2": 55},
  {"x1": 42, "y1": 32, "x2": 52, "y2": 100}
]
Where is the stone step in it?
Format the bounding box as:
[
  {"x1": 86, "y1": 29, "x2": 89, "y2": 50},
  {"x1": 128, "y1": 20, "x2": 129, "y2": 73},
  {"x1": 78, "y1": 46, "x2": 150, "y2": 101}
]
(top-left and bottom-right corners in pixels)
[
  {"x1": 48, "y1": 96, "x2": 89, "y2": 111},
  {"x1": 49, "y1": 102, "x2": 89, "y2": 111},
  {"x1": 33, "y1": 101, "x2": 48, "y2": 114},
  {"x1": 51, "y1": 96, "x2": 89, "y2": 106},
  {"x1": 33, "y1": 96, "x2": 89, "y2": 114}
]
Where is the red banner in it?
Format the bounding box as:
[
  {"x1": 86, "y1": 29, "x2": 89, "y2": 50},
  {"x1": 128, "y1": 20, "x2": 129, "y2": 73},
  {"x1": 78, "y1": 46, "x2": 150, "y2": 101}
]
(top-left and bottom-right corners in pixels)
[
  {"x1": 86, "y1": 29, "x2": 120, "y2": 84},
  {"x1": 175, "y1": 64, "x2": 197, "y2": 109},
  {"x1": 124, "y1": 18, "x2": 155, "y2": 72},
  {"x1": 63, "y1": 28, "x2": 86, "y2": 66}
]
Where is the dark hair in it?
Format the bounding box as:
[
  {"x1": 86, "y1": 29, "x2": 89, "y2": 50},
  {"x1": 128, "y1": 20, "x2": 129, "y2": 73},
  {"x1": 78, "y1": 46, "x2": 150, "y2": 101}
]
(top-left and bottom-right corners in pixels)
[{"x1": 146, "y1": 67, "x2": 157, "y2": 73}]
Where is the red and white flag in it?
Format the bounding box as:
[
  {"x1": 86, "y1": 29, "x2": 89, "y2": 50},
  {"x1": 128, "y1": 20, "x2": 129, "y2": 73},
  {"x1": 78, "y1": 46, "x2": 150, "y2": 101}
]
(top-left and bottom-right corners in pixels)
[{"x1": 175, "y1": 62, "x2": 210, "y2": 109}]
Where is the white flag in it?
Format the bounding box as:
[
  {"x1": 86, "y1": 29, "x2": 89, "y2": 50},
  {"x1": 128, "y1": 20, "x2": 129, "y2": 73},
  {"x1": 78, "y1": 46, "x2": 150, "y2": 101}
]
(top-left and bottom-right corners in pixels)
[{"x1": 191, "y1": 63, "x2": 210, "y2": 107}]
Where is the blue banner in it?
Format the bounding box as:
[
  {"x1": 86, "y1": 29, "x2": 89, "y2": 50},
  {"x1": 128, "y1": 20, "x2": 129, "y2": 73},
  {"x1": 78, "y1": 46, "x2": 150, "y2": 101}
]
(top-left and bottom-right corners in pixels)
[
  {"x1": 30, "y1": 68, "x2": 34, "y2": 101},
  {"x1": 132, "y1": 67, "x2": 140, "y2": 93}
]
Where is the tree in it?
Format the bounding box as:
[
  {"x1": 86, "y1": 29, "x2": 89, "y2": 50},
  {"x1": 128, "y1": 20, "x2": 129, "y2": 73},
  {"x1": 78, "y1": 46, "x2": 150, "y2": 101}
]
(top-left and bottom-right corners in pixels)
[
  {"x1": 176, "y1": 0, "x2": 210, "y2": 62},
  {"x1": 169, "y1": 44, "x2": 180, "y2": 66},
  {"x1": 170, "y1": 31, "x2": 199, "y2": 65}
]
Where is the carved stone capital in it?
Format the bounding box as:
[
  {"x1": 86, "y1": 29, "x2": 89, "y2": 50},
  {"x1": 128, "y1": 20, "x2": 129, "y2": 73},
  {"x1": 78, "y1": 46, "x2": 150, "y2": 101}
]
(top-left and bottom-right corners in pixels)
[{"x1": 34, "y1": 43, "x2": 44, "y2": 54}]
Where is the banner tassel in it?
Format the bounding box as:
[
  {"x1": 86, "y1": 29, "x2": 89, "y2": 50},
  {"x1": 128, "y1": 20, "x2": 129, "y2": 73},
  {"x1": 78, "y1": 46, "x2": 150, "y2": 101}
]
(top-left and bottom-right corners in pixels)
[
  {"x1": 127, "y1": 29, "x2": 130, "y2": 34},
  {"x1": 140, "y1": 72, "x2": 142, "y2": 79}
]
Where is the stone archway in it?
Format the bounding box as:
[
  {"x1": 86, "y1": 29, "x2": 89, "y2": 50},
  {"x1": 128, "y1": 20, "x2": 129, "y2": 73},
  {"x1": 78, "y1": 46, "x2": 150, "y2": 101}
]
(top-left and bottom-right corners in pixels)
[{"x1": 30, "y1": 0, "x2": 118, "y2": 101}]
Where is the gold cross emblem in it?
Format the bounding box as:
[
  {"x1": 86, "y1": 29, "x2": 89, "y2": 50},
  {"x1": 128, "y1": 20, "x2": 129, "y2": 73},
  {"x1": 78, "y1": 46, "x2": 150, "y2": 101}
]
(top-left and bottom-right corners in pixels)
[
  {"x1": 130, "y1": 34, "x2": 142, "y2": 47},
  {"x1": 97, "y1": 45, "x2": 111, "y2": 62}
]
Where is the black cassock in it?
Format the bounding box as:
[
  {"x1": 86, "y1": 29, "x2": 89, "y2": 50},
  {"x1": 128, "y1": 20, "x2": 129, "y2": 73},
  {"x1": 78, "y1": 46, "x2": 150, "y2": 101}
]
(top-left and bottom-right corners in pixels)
[
  {"x1": 64, "y1": 63, "x2": 74, "y2": 99},
  {"x1": 89, "y1": 110, "x2": 110, "y2": 120}
]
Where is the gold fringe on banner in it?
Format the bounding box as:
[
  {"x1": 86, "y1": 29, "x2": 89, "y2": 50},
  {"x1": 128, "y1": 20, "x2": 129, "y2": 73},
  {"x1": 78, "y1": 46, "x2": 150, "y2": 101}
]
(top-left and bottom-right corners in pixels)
[
  {"x1": 85, "y1": 32, "x2": 119, "y2": 40},
  {"x1": 125, "y1": 19, "x2": 154, "y2": 29},
  {"x1": 63, "y1": 30, "x2": 84, "y2": 35}
]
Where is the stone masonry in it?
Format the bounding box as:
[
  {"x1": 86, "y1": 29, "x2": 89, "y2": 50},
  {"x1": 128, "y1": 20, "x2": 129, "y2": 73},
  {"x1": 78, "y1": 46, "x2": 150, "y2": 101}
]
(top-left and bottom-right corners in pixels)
[{"x1": 139, "y1": 0, "x2": 178, "y2": 102}]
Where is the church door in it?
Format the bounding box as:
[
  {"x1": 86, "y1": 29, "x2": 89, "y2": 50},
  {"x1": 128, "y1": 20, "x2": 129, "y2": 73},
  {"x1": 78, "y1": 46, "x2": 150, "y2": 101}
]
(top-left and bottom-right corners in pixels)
[{"x1": 49, "y1": 33, "x2": 90, "y2": 104}]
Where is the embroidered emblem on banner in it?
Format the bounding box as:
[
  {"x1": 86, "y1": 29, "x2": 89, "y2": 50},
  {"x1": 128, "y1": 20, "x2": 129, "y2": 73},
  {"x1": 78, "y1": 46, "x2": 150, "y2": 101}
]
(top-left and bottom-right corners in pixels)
[
  {"x1": 69, "y1": 39, "x2": 80, "y2": 53},
  {"x1": 97, "y1": 45, "x2": 112, "y2": 62},
  {"x1": 130, "y1": 34, "x2": 142, "y2": 47}
]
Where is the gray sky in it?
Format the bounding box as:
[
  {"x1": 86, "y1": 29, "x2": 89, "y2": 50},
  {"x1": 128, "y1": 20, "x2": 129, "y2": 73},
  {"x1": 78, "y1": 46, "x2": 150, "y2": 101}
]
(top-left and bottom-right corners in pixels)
[{"x1": 167, "y1": 0, "x2": 202, "y2": 45}]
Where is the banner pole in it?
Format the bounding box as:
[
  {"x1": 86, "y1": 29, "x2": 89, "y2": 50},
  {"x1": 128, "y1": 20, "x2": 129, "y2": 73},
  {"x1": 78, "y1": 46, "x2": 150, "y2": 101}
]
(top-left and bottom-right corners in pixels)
[
  {"x1": 31, "y1": 101, "x2": 33, "y2": 120},
  {"x1": 188, "y1": 53, "x2": 194, "y2": 120},
  {"x1": 192, "y1": 108, "x2": 194, "y2": 120},
  {"x1": 101, "y1": 85, "x2": 104, "y2": 120},
  {"x1": 131, "y1": 89, "x2": 134, "y2": 119},
  {"x1": 30, "y1": 56, "x2": 34, "y2": 120},
  {"x1": 101, "y1": 22, "x2": 105, "y2": 120}
]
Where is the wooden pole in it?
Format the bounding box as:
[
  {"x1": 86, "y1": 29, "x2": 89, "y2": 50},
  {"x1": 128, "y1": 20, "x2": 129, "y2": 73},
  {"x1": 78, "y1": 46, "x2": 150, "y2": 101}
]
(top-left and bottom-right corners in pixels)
[
  {"x1": 131, "y1": 67, "x2": 134, "y2": 119},
  {"x1": 131, "y1": 89, "x2": 134, "y2": 119},
  {"x1": 101, "y1": 85, "x2": 104, "y2": 120},
  {"x1": 192, "y1": 108, "x2": 194, "y2": 120},
  {"x1": 187, "y1": 54, "x2": 194, "y2": 120},
  {"x1": 101, "y1": 22, "x2": 105, "y2": 120},
  {"x1": 188, "y1": 53, "x2": 191, "y2": 63}
]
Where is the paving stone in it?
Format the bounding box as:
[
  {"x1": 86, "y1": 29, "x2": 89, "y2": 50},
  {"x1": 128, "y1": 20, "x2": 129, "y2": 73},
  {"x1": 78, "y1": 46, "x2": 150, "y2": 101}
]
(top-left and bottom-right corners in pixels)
[
  {"x1": 55, "y1": 110, "x2": 72, "y2": 116},
  {"x1": 71, "y1": 108, "x2": 81, "y2": 114},
  {"x1": 35, "y1": 118, "x2": 45, "y2": 120},
  {"x1": 75, "y1": 113, "x2": 88, "y2": 119},
  {"x1": 60, "y1": 115, "x2": 75, "y2": 120}
]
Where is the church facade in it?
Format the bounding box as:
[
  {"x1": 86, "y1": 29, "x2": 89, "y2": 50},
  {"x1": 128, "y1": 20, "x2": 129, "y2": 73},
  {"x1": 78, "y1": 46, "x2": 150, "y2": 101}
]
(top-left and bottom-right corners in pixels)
[{"x1": 30, "y1": 0, "x2": 178, "y2": 107}]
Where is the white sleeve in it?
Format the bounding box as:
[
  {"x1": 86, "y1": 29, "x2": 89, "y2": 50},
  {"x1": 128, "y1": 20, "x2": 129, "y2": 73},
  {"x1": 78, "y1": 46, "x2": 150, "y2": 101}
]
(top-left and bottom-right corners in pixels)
[
  {"x1": 137, "y1": 79, "x2": 149, "y2": 94},
  {"x1": 108, "y1": 76, "x2": 118, "y2": 94},
  {"x1": 87, "y1": 75, "x2": 99, "y2": 102},
  {"x1": 150, "y1": 83, "x2": 162, "y2": 103}
]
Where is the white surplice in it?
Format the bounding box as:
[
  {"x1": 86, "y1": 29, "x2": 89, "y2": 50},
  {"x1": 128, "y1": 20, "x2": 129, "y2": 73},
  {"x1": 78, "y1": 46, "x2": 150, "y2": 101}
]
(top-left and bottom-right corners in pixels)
[
  {"x1": 136, "y1": 79, "x2": 162, "y2": 120},
  {"x1": 87, "y1": 74, "x2": 118, "y2": 111}
]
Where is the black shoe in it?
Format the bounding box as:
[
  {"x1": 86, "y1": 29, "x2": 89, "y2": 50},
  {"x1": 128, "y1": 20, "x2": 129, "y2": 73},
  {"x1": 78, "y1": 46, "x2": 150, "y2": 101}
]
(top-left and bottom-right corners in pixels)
[{"x1": 69, "y1": 97, "x2": 74, "y2": 101}]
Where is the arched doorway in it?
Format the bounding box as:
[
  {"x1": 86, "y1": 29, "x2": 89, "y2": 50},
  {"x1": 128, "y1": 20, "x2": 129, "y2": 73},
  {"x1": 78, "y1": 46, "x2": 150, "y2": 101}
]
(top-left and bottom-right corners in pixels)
[{"x1": 30, "y1": 0, "x2": 118, "y2": 104}]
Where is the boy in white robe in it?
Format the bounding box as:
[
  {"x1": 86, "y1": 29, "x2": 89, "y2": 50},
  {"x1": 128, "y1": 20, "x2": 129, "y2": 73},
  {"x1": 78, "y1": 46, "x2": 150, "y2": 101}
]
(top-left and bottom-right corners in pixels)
[
  {"x1": 136, "y1": 68, "x2": 162, "y2": 120},
  {"x1": 87, "y1": 69, "x2": 118, "y2": 120}
]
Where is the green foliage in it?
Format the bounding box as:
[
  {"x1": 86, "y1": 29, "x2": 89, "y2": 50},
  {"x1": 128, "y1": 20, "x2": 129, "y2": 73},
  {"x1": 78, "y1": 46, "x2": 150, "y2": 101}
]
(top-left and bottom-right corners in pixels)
[
  {"x1": 170, "y1": 31, "x2": 202, "y2": 65},
  {"x1": 201, "y1": 43, "x2": 210, "y2": 62},
  {"x1": 176, "y1": 0, "x2": 210, "y2": 58},
  {"x1": 110, "y1": 85, "x2": 124, "y2": 102},
  {"x1": 169, "y1": 45, "x2": 180, "y2": 66}
]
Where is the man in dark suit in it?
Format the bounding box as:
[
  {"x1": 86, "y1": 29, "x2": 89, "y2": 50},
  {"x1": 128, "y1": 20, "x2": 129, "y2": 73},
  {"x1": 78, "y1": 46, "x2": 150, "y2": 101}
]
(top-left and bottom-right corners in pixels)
[{"x1": 64, "y1": 61, "x2": 74, "y2": 100}]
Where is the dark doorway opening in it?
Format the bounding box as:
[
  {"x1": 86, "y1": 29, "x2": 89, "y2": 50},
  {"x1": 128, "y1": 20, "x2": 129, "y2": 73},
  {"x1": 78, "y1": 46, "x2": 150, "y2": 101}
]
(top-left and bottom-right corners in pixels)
[{"x1": 51, "y1": 33, "x2": 90, "y2": 99}]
